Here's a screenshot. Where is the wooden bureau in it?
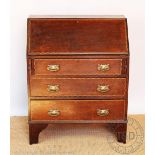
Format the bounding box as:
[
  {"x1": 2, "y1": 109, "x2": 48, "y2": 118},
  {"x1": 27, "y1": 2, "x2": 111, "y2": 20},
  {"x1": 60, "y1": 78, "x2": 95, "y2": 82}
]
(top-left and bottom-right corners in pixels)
[{"x1": 27, "y1": 15, "x2": 129, "y2": 144}]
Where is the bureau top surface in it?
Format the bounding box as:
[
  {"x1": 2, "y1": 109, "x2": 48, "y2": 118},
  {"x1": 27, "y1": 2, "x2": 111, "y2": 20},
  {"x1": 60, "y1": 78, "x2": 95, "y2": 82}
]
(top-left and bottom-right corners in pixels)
[{"x1": 27, "y1": 16, "x2": 129, "y2": 55}]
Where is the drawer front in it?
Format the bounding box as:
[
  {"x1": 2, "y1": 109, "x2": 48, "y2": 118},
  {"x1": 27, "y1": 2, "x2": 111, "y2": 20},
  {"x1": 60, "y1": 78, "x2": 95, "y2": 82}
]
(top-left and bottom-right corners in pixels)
[
  {"x1": 33, "y1": 59, "x2": 122, "y2": 76},
  {"x1": 30, "y1": 78, "x2": 126, "y2": 97},
  {"x1": 30, "y1": 100, "x2": 126, "y2": 121}
]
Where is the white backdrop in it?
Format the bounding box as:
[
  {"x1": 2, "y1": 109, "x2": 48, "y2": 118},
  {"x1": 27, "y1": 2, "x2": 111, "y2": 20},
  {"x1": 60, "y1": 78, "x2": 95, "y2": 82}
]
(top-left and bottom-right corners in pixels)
[{"x1": 10, "y1": 0, "x2": 145, "y2": 115}]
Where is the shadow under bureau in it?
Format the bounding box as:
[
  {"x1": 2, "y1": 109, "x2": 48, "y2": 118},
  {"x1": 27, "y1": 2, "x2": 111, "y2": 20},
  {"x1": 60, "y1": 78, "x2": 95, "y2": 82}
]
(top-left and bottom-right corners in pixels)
[{"x1": 27, "y1": 15, "x2": 129, "y2": 144}]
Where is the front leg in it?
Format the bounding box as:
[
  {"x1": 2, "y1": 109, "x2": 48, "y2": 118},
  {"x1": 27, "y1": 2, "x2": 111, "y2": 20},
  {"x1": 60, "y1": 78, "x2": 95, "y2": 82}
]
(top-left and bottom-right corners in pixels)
[
  {"x1": 115, "y1": 123, "x2": 127, "y2": 144},
  {"x1": 29, "y1": 124, "x2": 48, "y2": 144}
]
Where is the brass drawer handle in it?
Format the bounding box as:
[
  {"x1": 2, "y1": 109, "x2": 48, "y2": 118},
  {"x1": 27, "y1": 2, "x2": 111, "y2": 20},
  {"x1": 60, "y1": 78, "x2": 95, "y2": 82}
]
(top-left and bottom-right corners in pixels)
[
  {"x1": 47, "y1": 85, "x2": 59, "y2": 92},
  {"x1": 48, "y1": 110, "x2": 60, "y2": 116},
  {"x1": 47, "y1": 65, "x2": 60, "y2": 72},
  {"x1": 97, "y1": 109, "x2": 109, "y2": 116},
  {"x1": 98, "y1": 64, "x2": 110, "y2": 71},
  {"x1": 97, "y1": 85, "x2": 110, "y2": 93}
]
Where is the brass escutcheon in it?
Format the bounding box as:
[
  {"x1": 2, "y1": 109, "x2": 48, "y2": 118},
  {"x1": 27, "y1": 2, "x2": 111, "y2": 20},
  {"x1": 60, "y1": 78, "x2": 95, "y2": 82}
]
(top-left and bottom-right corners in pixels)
[
  {"x1": 47, "y1": 64, "x2": 60, "y2": 72},
  {"x1": 98, "y1": 64, "x2": 110, "y2": 71},
  {"x1": 48, "y1": 110, "x2": 60, "y2": 116},
  {"x1": 97, "y1": 85, "x2": 110, "y2": 93},
  {"x1": 97, "y1": 109, "x2": 109, "y2": 116},
  {"x1": 47, "y1": 85, "x2": 59, "y2": 92}
]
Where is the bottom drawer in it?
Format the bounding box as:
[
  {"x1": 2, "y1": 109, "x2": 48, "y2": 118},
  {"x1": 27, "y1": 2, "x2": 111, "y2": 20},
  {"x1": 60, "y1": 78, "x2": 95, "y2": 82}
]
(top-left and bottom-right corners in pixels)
[{"x1": 30, "y1": 100, "x2": 126, "y2": 121}]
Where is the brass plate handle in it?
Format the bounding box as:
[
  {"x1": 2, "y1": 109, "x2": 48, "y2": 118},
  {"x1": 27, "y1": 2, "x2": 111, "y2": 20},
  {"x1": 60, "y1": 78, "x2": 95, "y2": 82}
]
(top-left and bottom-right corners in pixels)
[
  {"x1": 48, "y1": 110, "x2": 60, "y2": 116},
  {"x1": 98, "y1": 64, "x2": 110, "y2": 72},
  {"x1": 47, "y1": 85, "x2": 59, "y2": 92},
  {"x1": 47, "y1": 65, "x2": 60, "y2": 72},
  {"x1": 97, "y1": 109, "x2": 109, "y2": 116},
  {"x1": 97, "y1": 85, "x2": 110, "y2": 93}
]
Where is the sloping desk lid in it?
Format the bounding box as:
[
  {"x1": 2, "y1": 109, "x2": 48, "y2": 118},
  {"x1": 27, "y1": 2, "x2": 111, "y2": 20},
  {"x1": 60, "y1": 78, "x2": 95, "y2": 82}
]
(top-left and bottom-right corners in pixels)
[{"x1": 27, "y1": 15, "x2": 129, "y2": 55}]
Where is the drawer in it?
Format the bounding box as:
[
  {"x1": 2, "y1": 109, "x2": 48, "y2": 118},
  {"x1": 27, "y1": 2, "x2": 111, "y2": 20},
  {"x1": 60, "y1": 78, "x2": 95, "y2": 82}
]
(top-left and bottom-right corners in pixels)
[
  {"x1": 30, "y1": 100, "x2": 126, "y2": 121},
  {"x1": 30, "y1": 78, "x2": 126, "y2": 97},
  {"x1": 33, "y1": 59, "x2": 123, "y2": 76}
]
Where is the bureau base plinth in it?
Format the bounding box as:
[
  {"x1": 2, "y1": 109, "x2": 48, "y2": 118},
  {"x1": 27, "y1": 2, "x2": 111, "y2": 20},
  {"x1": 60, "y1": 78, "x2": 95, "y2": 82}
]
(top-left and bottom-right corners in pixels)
[
  {"x1": 29, "y1": 124, "x2": 48, "y2": 145},
  {"x1": 29, "y1": 122, "x2": 127, "y2": 144}
]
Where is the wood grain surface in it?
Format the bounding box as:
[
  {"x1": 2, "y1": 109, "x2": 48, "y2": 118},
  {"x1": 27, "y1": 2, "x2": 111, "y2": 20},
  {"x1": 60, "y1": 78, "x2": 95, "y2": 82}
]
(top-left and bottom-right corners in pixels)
[
  {"x1": 30, "y1": 78, "x2": 127, "y2": 97},
  {"x1": 33, "y1": 59, "x2": 123, "y2": 76},
  {"x1": 30, "y1": 100, "x2": 126, "y2": 121},
  {"x1": 27, "y1": 18, "x2": 128, "y2": 55}
]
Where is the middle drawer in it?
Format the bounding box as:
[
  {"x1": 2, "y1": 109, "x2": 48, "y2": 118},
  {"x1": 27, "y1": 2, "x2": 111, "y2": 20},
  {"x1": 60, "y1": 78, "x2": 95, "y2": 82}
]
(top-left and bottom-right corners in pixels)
[{"x1": 30, "y1": 78, "x2": 126, "y2": 97}]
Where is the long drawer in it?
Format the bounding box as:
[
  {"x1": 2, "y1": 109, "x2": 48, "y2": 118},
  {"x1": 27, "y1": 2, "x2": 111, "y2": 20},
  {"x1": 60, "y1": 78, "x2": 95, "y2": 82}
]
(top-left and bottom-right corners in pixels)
[
  {"x1": 33, "y1": 59, "x2": 123, "y2": 76},
  {"x1": 30, "y1": 78, "x2": 126, "y2": 97},
  {"x1": 30, "y1": 100, "x2": 126, "y2": 121}
]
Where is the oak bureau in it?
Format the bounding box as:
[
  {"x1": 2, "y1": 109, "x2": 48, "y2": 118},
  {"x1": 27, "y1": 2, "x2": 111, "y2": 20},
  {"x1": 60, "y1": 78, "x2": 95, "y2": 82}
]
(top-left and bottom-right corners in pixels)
[{"x1": 27, "y1": 15, "x2": 129, "y2": 144}]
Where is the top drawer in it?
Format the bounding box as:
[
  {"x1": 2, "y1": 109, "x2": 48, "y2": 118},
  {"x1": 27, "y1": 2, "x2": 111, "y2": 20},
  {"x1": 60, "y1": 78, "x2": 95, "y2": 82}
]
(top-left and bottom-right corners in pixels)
[{"x1": 32, "y1": 59, "x2": 123, "y2": 76}]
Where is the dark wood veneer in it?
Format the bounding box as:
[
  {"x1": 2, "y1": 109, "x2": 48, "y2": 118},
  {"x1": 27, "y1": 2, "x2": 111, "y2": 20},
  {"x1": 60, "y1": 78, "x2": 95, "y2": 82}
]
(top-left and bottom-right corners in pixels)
[
  {"x1": 33, "y1": 59, "x2": 123, "y2": 76},
  {"x1": 30, "y1": 100, "x2": 126, "y2": 121},
  {"x1": 27, "y1": 18, "x2": 128, "y2": 55},
  {"x1": 30, "y1": 78, "x2": 127, "y2": 97}
]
